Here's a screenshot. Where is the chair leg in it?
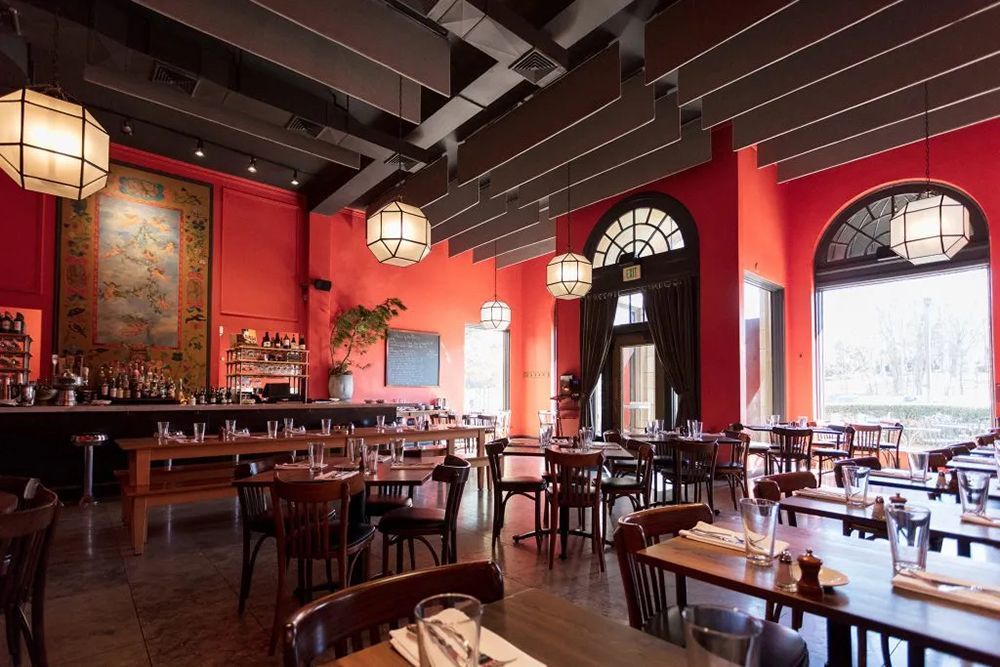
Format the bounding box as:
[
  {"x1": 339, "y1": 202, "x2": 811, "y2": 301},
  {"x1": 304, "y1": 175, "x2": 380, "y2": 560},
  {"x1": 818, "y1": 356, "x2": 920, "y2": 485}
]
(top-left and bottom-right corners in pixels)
[
  {"x1": 594, "y1": 503, "x2": 606, "y2": 572},
  {"x1": 15, "y1": 608, "x2": 42, "y2": 667},
  {"x1": 268, "y1": 553, "x2": 288, "y2": 655},
  {"x1": 533, "y1": 492, "x2": 542, "y2": 554},
  {"x1": 548, "y1": 501, "x2": 557, "y2": 570},
  {"x1": 238, "y1": 527, "x2": 252, "y2": 615},
  {"x1": 381, "y1": 531, "x2": 391, "y2": 576},
  {"x1": 5, "y1": 609, "x2": 22, "y2": 667},
  {"x1": 408, "y1": 539, "x2": 417, "y2": 570},
  {"x1": 880, "y1": 632, "x2": 892, "y2": 667}
]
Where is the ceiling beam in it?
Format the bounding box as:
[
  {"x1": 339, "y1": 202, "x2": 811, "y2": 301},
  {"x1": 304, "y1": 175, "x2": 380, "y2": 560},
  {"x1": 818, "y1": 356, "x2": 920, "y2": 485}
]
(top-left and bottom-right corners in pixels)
[
  {"x1": 448, "y1": 201, "x2": 540, "y2": 256},
  {"x1": 432, "y1": 188, "x2": 507, "y2": 242},
  {"x1": 496, "y1": 237, "x2": 555, "y2": 268},
  {"x1": 644, "y1": 0, "x2": 795, "y2": 84},
  {"x1": 423, "y1": 178, "x2": 481, "y2": 226},
  {"x1": 732, "y1": 4, "x2": 1000, "y2": 149},
  {"x1": 776, "y1": 89, "x2": 1000, "y2": 181},
  {"x1": 249, "y1": 0, "x2": 450, "y2": 95},
  {"x1": 677, "y1": 0, "x2": 898, "y2": 104},
  {"x1": 549, "y1": 121, "x2": 711, "y2": 218},
  {"x1": 472, "y1": 213, "x2": 555, "y2": 262},
  {"x1": 757, "y1": 54, "x2": 1000, "y2": 166},
  {"x1": 700, "y1": 0, "x2": 997, "y2": 128},
  {"x1": 365, "y1": 157, "x2": 449, "y2": 216},
  {"x1": 456, "y1": 42, "x2": 621, "y2": 185},
  {"x1": 486, "y1": 72, "x2": 655, "y2": 199},
  {"x1": 131, "y1": 0, "x2": 422, "y2": 122}
]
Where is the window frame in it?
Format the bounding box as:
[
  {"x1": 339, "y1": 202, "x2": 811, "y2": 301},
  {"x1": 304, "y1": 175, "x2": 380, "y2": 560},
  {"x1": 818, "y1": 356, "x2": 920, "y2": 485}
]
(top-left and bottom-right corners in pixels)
[
  {"x1": 743, "y1": 273, "x2": 786, "y2": 424},
  {"x1": 462, "y1": 324, "x2": 510, "y2": 414}
]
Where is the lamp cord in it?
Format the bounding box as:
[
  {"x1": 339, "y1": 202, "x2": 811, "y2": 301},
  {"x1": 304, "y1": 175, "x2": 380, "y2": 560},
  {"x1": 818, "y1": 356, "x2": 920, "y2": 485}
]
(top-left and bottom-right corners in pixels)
[
  {"x1": 50, "y1": 13, "x2": 59, "y2": 88},
  {"x1": 923, "y1": 81, "x2": 931, "y2": 192},
  {"x1": 565, "y1": 162, "x2": 572, "y2": 252},
  {"x1": 493, "y1": 239, "x2": 498, "y2": 298}
]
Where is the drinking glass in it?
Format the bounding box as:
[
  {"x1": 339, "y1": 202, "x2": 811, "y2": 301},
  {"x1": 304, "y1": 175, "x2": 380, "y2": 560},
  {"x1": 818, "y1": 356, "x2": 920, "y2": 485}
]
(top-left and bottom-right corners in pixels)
[
  {"x1": 687, "y1": 420, "x2": 704, "y2": 439},
  {"x1": 390, "y1": 439, "x2": 404, "y2": 464},
  {"x1": 885, "y1": 504, "x2": 931, "y2": 574},
  {"x1": 958, "y1": 470, "x2": 990, "y2": 516},
  {"x1": 156, "y1": 421, "x2": 170, "y2": 440},
  {"x1": 376, "y1": 414, "x2": 386, "y2": 431},
  {"x1": 283, "y1": 417, "x2": 295, "y2": 434},
  {"x1": 320, "y1": 418, "x2": 332, "y2": 435},
  {"x1": 362, "y1": 443, "x2": 380, "y2": 476},
  {"x1": 768, "y1": 415, "x2": 780, "y2": 427},
  {"x1": 415, "y1": 594, "x2": 483, "y2": 667},
  {"x1": 266, "y1": 420, "x2": 279, "y2": 438},
  {"x1": 682, "y1": 605, "x2": 763, "y2": 667},
  {"x1": 224, "y1": 419, "x2": 237, "y2": 440},
  {"x1": 539, "y1": 423, "x2": 553, "y2": 447},
  {"x1": 796, "y1": 416, "x2": 808, "y2": 428},
  {"x1": 579, "y1": 426, "x2": 595, "y2": 451},
  {"x1": 739, "y1": 498, "x2": 779, "y2": 567},
  {"x1": 653, "y1": 419, "x2": 665, "y2": 435},
  {"x1": 907, "y1": 451, "x2": 929, "y2": 482},
  {"x1": 308, "y1": 442, "x2": 325, "y2": 471},
  {"x1": 841, "y1": 465, "x2": 870, "y2": 507},
  {"x1": 192, "y1": 422, "x2": 206, "y2": 442},
  {"x1": 346, "y1": 437, "x2": 363, "y2": 466}
]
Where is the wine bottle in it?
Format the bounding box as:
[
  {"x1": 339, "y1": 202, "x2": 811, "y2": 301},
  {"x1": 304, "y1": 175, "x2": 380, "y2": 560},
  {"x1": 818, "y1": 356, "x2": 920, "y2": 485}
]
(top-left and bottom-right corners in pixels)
[
  {"x1": 12, "y1": 313, "x2": 24, "y2": 334},
  {"x1": 290, "y1": 333, "x2": 297, "y2": 349},
  {"x1": 282, "y1": 332, "x2": 291, "y2": 349},
  {"x1": 0, "y1": 312, "x2": 11, "y2": 332},
  {"x1": 262, "y1": 331, "x2": 271, "y2": 348},
  {"x1": 299, "y1": 335, "x2": 306, "y2": 350}
]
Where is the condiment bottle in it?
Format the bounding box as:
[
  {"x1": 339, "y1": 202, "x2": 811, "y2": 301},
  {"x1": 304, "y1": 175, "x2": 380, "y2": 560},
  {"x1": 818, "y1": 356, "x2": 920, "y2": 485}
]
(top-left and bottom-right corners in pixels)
[
  {"x1": 871, "y1": 496, "x2": 886, "y2": 521},
  {"x1": 935, "y1": 470, "x2": 948, "y2": 490},
  {"x1": 796, "y1": 550, "x2": 824, "y2": 598},
  {"x1": 774, "y1": 549, "x2": 798, "y2": 592}
]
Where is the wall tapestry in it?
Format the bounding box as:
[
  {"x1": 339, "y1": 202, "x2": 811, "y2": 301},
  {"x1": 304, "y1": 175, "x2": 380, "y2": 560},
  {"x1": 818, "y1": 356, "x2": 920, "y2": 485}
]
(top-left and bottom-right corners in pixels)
[{"x1": 57, "y1": 162, "x2": 211, "y2": 387}]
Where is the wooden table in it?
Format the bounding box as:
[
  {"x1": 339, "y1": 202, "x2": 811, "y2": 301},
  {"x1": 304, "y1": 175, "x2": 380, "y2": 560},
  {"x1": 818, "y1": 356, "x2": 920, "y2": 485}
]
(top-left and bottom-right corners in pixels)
[
  {"x1": 780, "y1": 489, "x2": 1000, "y2": 556},
  {"x1": 329, "y1": 588, "x2": 685, "y2": 666},
  {"x1": 867, "y1": 469, "x2": 1000, "y2": 502},
  {"x1": 232, "y1": 458, "x2": 439, "y2": 489},
  {"x1": 503, "y1": 441, "x2": 633, "y2": 459},
  {"x1": 116, "y1": 425, "x2": 485, "y2": 554},
  {"x1": 635, "y1": 520, "x2": 1000, "y2": 667},
  {"x1": 0, "y1": 491, "x2": 16, "y2": 514},
  {"x1": 946, "y1": 458, "x2": 997, "y2": 475}
]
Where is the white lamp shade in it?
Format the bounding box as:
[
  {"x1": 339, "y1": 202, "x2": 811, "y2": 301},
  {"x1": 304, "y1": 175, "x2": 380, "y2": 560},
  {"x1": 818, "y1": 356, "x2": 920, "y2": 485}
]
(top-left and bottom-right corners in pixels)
[
  {"x1": 366, "y1": 200, "x2": 431, "y2": 267},
  {"x1": 889, "y1": 193, "x2": 971, "y2": 265},
  {"x1": 0, "y1": 89, "x2": 109, "y2": 200},
  {"x1": 480, "y1": 299, "x2": 511, "y2": 330},
  {"x1": 546, "y1": 252, "x2": 593, "y2": 299}
]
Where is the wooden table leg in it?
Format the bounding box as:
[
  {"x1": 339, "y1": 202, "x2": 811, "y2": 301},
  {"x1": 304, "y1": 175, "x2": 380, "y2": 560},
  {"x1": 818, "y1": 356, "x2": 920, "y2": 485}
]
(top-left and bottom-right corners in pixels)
[
  {"x1": 130, "y1": 450, "x2": 151, "y2": 555},
  {"x1": 826, "y1": 619, "x2": 852, "y2": 667},
  {"x1": 477, "y1": 428, "x2": 486, "y2": 489},
  {"x1": 906, "y1": 640, "x2": 926, "y2": 667}
]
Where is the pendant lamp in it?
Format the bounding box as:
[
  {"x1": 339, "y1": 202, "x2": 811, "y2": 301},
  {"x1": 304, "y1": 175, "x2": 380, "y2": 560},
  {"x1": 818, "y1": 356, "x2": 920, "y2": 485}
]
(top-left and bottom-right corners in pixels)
[
  {"x1": 889, "y1": 83, "x2": 970, "y2": 265},
  {"x1": 546, "y1": 164, "x2": 592, "y2": 299},
  {"x1": 480, "y1": 240, "x2": 511, "y2": 330}
]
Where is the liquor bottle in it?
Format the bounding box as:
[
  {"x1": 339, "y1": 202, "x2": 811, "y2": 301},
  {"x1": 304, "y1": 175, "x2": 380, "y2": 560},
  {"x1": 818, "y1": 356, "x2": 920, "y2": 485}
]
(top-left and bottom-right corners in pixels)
[
  {"x1": 12, "y1": 313, "x2": 24, "y2": 334},
  {"x1": 262, "y1": 331, "x2": 271, "y2": 348},
  {"x1": 290, "y1": 333, "x2": 297, "y2": 349},
  {"x1": 299, "y1": 335, "x2": 306, "y2": 350},
  {"x1": 0, "y1": 312, "x2": 11, "y2": 332},
  {"x1": 282, "y1": 332, "x2": 291, "y2": 349}
]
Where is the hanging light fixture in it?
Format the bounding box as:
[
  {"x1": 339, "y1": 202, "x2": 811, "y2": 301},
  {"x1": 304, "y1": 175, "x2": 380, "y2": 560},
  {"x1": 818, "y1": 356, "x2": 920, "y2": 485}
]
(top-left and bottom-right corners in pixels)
[
  {"x1": 0, "y1": 15, "x2": 108, "y2": 200},
  {"x1": 546, "y1": 163, "x2": 592, "y2": 299},
  {"x1": 366, "y1": 80, "x2": 430, "y2": 266},
  {"x1": 480, "y1": 240, "x2": 511, "y2": 330},
  {"x1": 889, "y1": 82, "x2": 970, "y2": 265}
]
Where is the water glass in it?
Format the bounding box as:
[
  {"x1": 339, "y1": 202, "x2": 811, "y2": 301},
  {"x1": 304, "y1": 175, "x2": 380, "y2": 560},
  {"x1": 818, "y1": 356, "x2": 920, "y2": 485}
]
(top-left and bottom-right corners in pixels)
[
  {"x1": 885, "y1": 504, "x2": 931, "y2": 574},
  {"x1": 958, "y1": 470, "x2": 990, "y2": 516},
  {"x1": 842, "y1": 465, "x2": 870, "y2": 507},
  {"x1": 156, "y1": 421, "x2": 170, "y2": 440},
  {"x1": 224, "y1": 419, "x2": 237, "y2": 439},
  {"x1": 362, "y1": 443, "x2": 380, "y2": 476},
  {"x1": 415, "y1": 594, "x2": 483, "y2": 667},
  {"x1": 539, "y1": 423, "x2": 553, "y2": 447},
  {"x1": 308, "y1": 442, "x2": 325, "y2": 471},
  {"x1": 389, "y1": 439, "x2": 404, "y2": 464},
  {"x1": 906, "y1": 451, "x2": 929, "y2": 482},
  {"x1": 653, "y1": 419, "x2": 665, "y2": 435},
  {"x1": 266, "y1": 420, "x2": 279, "y2": 438},
  {"x1": 320, "y1": 418, "x2": 332, "y2": 435},
  {"x1": 192, "y1": 422, "x2": 206, "y2": 442},
  {"x1": 376, "y1": 414, "x2": 386, "y2": 431},
  {"x1": 283, "y1": 417, "x2": 295, "y2": 434},
  {"x1": 346, "y1": 437, "x2": 363, "y2": 466},
  {"x1": 579, "y1": 426, "x2": 595, "y2": 450},
  {"x1": 682, "y1": 605, "x2": 763, "y2": 667},
  {"x1": 739, "y1": 498, "x2": 779, "y2": 566},
  {"x1": 687, "y1": 419, "x2": 703, "y2": 439},
  {"x1": 768, "y1": 414, "x2": 780, "y2": 426}
]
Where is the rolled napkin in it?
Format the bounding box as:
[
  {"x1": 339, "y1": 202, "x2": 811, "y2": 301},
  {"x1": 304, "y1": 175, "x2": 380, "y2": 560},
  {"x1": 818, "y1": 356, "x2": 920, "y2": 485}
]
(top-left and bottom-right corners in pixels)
[
  {"x1": 314, "y1": 470, "x2": 353, "y2": 481},
  {"x1": 951, "y1": 455, "x2": 992, "y2": 464},
  {"x1": 892, "y1": 570, "x2": 1000, "y2": 613},
  {"x1": 391, "y1": 462, "x2": 437, "y2": 470},
  {"x1": 961, "y1": 513, "x2": 1000, "y2": 528},
  {"x1": 792, "y1": 487, "x2": 875, "y2": 506},
  {"x1": 388, "y1": 610, "x2": 545, "y2": 667},
  {"x1": 678, "y1": 521, "x2": 788, "y2": 555},
  {"x1": 275, "y1": 461, "x2": 312, "y2": 470},
  {"x1": 870, "y1": 468, "x2": 913, "y2": 480}
]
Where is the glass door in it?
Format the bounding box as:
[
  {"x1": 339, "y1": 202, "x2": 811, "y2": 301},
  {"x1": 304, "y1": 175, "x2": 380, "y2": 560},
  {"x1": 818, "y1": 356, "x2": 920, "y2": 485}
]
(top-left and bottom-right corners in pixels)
[
  {"x1": 620, "y1": 343, "x2": 657, "y2": 432},
  {"x1": 744, "y1": 277, "x2": 785, "y2": 425}
]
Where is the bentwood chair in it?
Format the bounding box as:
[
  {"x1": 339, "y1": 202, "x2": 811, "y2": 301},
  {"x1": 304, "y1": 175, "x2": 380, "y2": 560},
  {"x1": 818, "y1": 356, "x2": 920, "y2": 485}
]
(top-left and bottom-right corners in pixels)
[
  {"x1": 753, "y1": 471, "x2": 818, "y2": 527},
  {"x1": 486, "y1": 438, "x2": 546, "y2": 553},
  {"x1": 544, "y1": 447, "x2": 606, "y2": 571},
  {"x1": 767, "y1": 427, "x2": 813, "y2": 473},
  {"x1": 718, "y1": 430, "x2": 750, "y2": 510},
  {"x1": 270, "y1": 473, "x2": 375, "y2": 654},
  {"x1": 378, "y1": 456, "x2": 470, "y2": 573},
  {"x1": 282, "y1": 561, "x2": 504, "y2": 666},
  {"x1": 235, "y1": 458, "x2": 282, "y2": 615},
  {"x1": 948, "y1": 442, "x2": 974, "y2": 456},
  {"x1": 974, "y1": 433, "x2": 996, "y2": 448},
  {"x1": 878, "y1": 422, "x2": 904, "y2": 467},
  {"x1": 848, "y1": 423, "x2": 882, "y2": 459},
  {"x1": 601, "y1": 443, "x2": 654, "y2": 531},
  {"x1": 1, "y1": 480, "x2": 59, "y2": 667},
  {"x1": 812, "y1": 425, "x2": 852, "y2": 483},
  {"x1": 660, "y1": 439, "x2": 719, "y2": 512},
  {"x1": 833, "y1": 456, "x2": 881, "y2": 489},
  {"x1": 614, "y1": 505, "x2": 809, "y2": 667}
]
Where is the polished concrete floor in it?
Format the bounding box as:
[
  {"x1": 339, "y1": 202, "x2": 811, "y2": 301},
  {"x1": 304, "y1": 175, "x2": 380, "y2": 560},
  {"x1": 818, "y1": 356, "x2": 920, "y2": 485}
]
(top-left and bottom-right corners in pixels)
[{"x1": 3, "y1": 456, "x2": 989, "y2": 667}]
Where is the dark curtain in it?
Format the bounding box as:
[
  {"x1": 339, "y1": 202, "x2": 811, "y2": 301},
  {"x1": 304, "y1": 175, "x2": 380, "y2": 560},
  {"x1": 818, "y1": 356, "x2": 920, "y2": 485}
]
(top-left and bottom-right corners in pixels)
[
  {"x1": 579, "y1": 292, "x2": 618, "y2": 427},
  {"x1": 643, "y1": 278, "x2": 700, "y2": 426}
]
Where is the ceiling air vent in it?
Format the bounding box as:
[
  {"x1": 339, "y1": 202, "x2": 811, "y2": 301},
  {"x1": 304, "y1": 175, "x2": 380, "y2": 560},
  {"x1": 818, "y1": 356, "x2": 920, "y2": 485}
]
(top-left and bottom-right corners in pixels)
[
  {"x1": 510, "y1": 48, "x2": 561, "y2": 84},
  {"x1": 285, "y1": 115, "x2": 325, "y2": 139},
  {"x1": 150, "y1": 62, "x2": 197, "y2": 95},
  {"x1": 384, "y1": 152, "x2": 419, "y2": 172}
]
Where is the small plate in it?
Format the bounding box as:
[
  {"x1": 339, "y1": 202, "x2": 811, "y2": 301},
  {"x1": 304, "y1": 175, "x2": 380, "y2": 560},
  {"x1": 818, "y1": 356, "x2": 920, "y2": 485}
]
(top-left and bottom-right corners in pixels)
[{"x1": 792, "y1": 564, "x2": 850, "y2": 588}]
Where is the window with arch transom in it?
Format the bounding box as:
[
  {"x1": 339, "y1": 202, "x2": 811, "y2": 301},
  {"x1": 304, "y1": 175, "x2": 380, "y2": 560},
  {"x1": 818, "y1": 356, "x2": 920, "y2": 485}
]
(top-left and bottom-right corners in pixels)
[{"x1": 592, "y1": 206, "x2": 685, "y2": 268}]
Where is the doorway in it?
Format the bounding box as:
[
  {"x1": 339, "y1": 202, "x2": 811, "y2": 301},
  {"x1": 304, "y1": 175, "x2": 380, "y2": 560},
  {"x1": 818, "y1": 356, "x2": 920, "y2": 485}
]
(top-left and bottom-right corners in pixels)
[{"x1": 601, "y1": 330, "x2": 673, "y2": 433}]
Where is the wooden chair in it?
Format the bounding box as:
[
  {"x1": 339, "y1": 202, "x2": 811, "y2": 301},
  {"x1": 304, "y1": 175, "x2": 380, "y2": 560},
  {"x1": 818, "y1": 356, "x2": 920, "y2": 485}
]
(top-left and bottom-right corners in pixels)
[
  {"x1": 270, "y1": 473, "x2": 375, "y2": 654},
  {"x1": 878, "y1": 422, "x2": 904, "y2": 467},
  {"x1": 235, "y1": 458, "x2": 283, "y2": 615},
  {"x1": 832, "y1": 456, "x2": 881, "y2": 488},
  {"x1": 767, "y1": 427, "x2": 813, "y2": 473},
  {"x1": 0, "y1": 482, "x2": 59, "y2": 667},
  {"x1": 753, "y1": 471, "x2": 817, "y2": 527},
  {"x1": 602, "y1": 443, "x2": 654, "y2": 531},
  {"x1": 282, "y1": 561, "x2": 504, "y2": 666},
  {"x1": 848, "y1": 423, "x2": 882, "y2": 458},
  {"x1": 948, "y1": 442, "x2": 974, "y2": 456},
  {"x1": 379, "y1": 456, "x2": 470, "y2": 574},
  {"x1": 660, "y1": 439, "x2": 719, "y2": 512},
  {"x1": 812, "y1": 425, "x2": 852, "y2": 484},
  {"x1": 486, "y1": 438, "x2": 545, "y2": 553},
  {"x1": 718, "y1": 430, "x2": 750, "y2": 510},
  {"x1": 974, "y1": 433, "x2": 996, "y2": 448},
  {"x1": 614, "y1": 504, "x2": 808, "y2": 667},
  {"x1": 544, "y1": 447, "x2": 606, "y2": 571}
]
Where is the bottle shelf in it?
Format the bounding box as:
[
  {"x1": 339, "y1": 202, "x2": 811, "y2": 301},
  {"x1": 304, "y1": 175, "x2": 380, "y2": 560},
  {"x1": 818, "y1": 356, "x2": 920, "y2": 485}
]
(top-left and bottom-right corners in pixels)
[{"x1": 226, "y1": 358, "x2": 308, "y2": 366}]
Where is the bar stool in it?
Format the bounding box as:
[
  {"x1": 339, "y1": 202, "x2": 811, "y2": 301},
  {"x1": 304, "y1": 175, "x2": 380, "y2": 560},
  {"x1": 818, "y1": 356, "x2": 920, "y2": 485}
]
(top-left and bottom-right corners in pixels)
[{"x1": 71, "y1": 432, "x2": 107, "y2": 505}]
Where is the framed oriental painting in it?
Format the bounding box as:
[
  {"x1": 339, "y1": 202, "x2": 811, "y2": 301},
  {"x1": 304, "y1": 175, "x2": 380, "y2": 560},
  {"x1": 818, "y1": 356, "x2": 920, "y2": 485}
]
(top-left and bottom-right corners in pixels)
[{"x1": 56, "y1": 163, "x2": 212, "y2": 387}]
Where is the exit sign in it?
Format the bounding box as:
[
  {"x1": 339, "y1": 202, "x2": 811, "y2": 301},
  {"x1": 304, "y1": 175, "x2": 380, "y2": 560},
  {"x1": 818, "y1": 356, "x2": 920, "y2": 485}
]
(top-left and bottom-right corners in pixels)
[{"x1": 622, "y1": 264, "x2": 641, "y2": 282}]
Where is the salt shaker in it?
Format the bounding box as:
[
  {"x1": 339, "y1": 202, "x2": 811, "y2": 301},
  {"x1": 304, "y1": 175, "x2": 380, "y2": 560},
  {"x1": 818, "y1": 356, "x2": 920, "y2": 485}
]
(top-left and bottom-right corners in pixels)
[
  {"x1": 774, "y1": 549, "x2": 798, "y2": 592},
  {"x1": 796, "y1": 550, "x2": 824, "y2": 598},
  {"x1": 871, "y1": 496, "x2": 886, "y2": 521}
]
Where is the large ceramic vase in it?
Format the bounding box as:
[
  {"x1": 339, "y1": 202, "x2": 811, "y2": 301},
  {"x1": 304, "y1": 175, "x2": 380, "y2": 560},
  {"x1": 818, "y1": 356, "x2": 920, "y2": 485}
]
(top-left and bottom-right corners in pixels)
[{"x1": 328, "y1": 373, "x2": 354, "y2": 401}]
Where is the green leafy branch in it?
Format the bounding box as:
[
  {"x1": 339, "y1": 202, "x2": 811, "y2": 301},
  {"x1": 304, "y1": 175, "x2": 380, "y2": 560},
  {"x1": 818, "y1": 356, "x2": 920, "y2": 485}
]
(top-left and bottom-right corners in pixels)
[{"x1": 329, "y1": 297, "x2": 405, "y2": 375}]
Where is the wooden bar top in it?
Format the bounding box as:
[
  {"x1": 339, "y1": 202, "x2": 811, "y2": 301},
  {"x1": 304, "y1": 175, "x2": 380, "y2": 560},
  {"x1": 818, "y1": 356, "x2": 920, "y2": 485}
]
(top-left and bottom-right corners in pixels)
[{"x1": 0, "y1": 401, "x2": 388, "y2": 414}]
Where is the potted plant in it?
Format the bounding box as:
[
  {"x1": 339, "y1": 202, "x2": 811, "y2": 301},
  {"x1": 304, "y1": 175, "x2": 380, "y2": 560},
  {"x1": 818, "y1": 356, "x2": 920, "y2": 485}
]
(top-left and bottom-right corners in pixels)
[{"x1": 328, "y1": 297, "x2": 405, "y2": 400}]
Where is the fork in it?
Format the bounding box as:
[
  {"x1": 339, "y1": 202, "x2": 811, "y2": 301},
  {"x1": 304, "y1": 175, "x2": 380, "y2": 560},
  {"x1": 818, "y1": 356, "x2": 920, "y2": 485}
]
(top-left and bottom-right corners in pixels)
[
  {"x1": 688, "y1": 527, "x2": 744, "y2": 545},
  {"x1": 905, "y1": 572, "x2": 1000, "y2": 599},
  {"x1": 405, "y1": 624, "x2": 516, "y2": 666}
]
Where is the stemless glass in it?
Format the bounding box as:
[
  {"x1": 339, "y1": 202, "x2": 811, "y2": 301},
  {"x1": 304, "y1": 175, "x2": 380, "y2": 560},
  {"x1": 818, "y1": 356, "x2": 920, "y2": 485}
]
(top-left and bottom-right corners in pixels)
[
  {"x1": 682, "y1": 605, "x2": 763, "y2": 667},
  {"x1": 346, "y1": 437, "x2": 364, "y2": 467},
  {"x1": 156, "y1": 421, "x2": 170, "y2": 441},
  {"x1": 739, "y1": 498, "x2": 779, "y2": 566},
  {"x1": 266, "y1": 420, "x2": 279, "y2": 438},
  {"x1": 958, "y1": 470, "x2": 990, "y2": 516},
  {"x1": 907, "y1": 451, "x2": 929, "y2": 482},
  {"x1": 579, "y1": 426, "x2": 595, "y2": 451},
  {"x1": 653, "y1": 419, "x2": 665, "y2": 435},
  {"x1": 362, "y1": 443, "x2": 380, "y2": 476},
  {"x1": 687, "y1": 420, "x2": 704, "y2": 439},
  {"x1": 842, "y1": 465, "x2": 871, "y2": 507},
  {"x1": 320, "y1": 418, "x2": 332, "y2": 435},
  {"x1": 376, "y1": 414, "x2": 386, "y2": 432},
  {"x1": 539, "y1": 424, "x2": 553, "y2": 447},
  {"x1": 308, "y1": 442, "x2": 325, "y2": 471},
  {"x1": 886, "y1": 504, "x2": 931, "y2": 574},
  {"x1": 390, "y1": 438, "x2": 404, "y2": 464},
  {"x1": 768, "y1": 415, "x2": 780, "y2": 427},
  {"x1": 415, "y1": 594, "x2": 483, "y2": 667},
  {"x1": 224, "y1": 419, "x2": 237, "y2": 440},
  {"x1": 283, "y1": 417, "x2": 295, "y2": 434},
  {"x1": 192, "y1": 422, "x2": 206, "y2": 442}
]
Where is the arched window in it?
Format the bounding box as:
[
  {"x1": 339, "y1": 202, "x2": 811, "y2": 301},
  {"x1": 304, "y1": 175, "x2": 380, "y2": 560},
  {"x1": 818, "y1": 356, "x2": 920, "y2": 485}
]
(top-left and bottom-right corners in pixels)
[{"x1": 592, "y1": 206, "x2": 685, "y2": 268}]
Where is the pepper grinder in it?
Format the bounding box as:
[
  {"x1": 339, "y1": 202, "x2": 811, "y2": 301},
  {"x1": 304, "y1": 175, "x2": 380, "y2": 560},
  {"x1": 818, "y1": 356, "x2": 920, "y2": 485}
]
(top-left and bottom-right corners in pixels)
[
  {"x1": 871, "y1": 496, "x2": 886, "y2": 521},
  {"x1": 796, "y1": 550, "x2": 824, "y2": 598},
  {"x1": 888, "y1": 492, "x2": 907, "y2": 507},
  {"x1": 774, "y1": 549, "x2": 798, "y2": 592}
]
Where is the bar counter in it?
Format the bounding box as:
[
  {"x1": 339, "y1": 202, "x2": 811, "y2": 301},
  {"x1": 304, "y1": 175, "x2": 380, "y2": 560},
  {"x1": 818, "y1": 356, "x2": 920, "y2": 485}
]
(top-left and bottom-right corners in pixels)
[{"x1": 0, "y1": 401, "x2": 396, "y2": 499}]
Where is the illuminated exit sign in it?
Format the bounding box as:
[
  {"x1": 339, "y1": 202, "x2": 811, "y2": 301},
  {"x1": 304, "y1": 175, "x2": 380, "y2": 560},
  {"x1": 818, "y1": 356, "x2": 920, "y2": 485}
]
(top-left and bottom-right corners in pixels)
[{"x1": 622, "y1": 264, "x2": 641, "y2": 282}]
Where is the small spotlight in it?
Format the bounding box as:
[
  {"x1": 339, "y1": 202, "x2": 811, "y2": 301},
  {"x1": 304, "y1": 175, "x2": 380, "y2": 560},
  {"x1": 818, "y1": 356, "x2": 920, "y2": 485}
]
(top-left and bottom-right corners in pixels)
[
  {"x1": 247, "y1": 157, "x2": 257, "y2": 174},
  {"x1": 291, "y1": 170, "x2": 300, "y2": 187},
  {"x1": 194, "y1": 139, "x2": 205, "y2": 158},
  {"x1": 121, "y1": 118, "x2": 134, "y2": 136}
]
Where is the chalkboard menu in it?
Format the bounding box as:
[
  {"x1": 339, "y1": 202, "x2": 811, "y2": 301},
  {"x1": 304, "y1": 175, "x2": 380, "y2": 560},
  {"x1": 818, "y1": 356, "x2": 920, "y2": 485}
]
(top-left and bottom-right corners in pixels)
[{"x1": 385, "y1": 329, "x2": 440, "y2": 387}]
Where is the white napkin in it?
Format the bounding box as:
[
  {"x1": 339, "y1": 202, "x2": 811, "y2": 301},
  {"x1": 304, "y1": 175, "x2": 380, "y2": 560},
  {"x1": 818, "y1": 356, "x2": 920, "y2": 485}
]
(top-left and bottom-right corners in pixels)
[
  {"x1": 951, "y1": 455, "x2": 989, "y2": 464},
  {"x1": 388, "y1": 609, "x2": 545, "y2": 667},
  {"x1": 792, "y1": 487, "x2": 875, "y2": 507},
  {"x1": 314, "y1": 470, "x2": 354, "y2": 481},
  {"x1": 961, "y1": 513, "x2": 1000, "y2": 528},
  {"x1": 275, "y1": 461, "x2": 311, "y2": 470},
  {"x1": 678, "y1": 521, "x2": 788, "y2": 555},
  {"x1": 391, "y1": 462, "x2": 436, "y2": 470},
  {"x1": 892, "y1": 570, "x2": 1000, "y2": 613},
  {"x1": 870, "y1": 468, "x2": 913, "y2": 480}
]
